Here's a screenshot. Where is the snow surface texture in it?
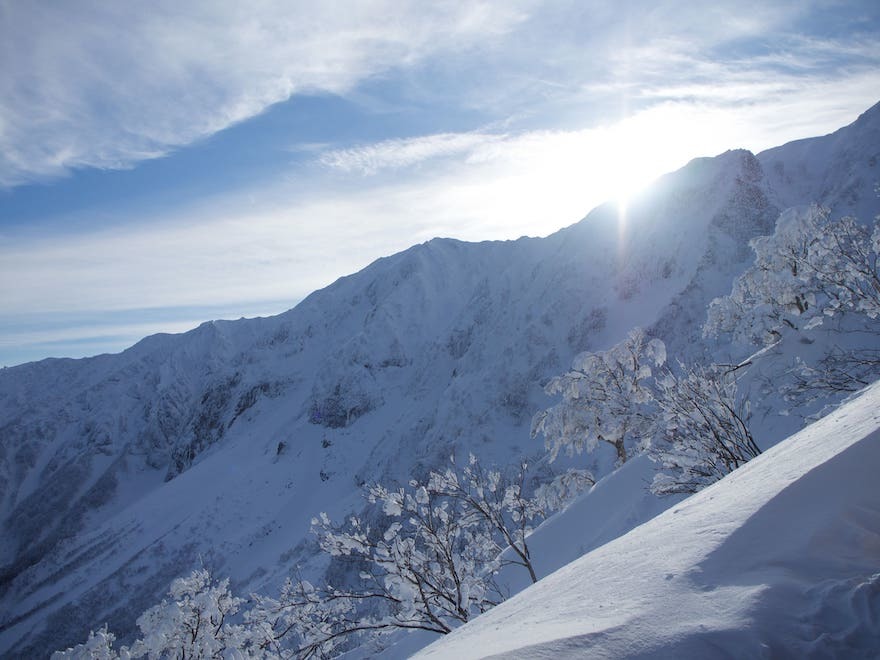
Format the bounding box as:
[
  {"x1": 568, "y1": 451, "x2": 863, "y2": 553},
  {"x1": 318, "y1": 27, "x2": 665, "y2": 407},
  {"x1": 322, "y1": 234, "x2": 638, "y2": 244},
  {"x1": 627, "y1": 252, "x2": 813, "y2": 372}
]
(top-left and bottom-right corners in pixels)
[
  {"x1": 417, "y1": 381, "x2": 880, "y2": 659},
  {"x1": 1, "y1": 102, "x2": 879, "y2": 657}
]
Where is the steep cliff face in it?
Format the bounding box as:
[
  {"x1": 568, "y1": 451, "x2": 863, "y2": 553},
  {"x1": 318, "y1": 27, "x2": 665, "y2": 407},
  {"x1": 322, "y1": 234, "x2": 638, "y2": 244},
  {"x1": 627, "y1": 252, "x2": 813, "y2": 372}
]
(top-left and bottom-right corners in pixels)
[{"x1": 1, "y1": 103, "x2": 879, "y2": 657}]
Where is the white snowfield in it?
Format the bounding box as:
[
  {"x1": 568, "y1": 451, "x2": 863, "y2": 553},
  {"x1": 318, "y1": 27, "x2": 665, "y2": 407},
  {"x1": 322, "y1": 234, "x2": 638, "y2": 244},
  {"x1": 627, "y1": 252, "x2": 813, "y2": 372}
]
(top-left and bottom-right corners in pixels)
[{"x1": 417, "y1": 382, "x2": 880, "y2": 659}]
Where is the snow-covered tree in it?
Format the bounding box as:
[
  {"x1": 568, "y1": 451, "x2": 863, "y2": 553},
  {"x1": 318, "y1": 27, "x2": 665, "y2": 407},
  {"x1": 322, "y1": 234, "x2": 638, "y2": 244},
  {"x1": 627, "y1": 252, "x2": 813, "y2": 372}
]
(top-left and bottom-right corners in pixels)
[
  {"x1": 428, "y1": 456, "x2": 546, "y2": 584},
  {"x1": 303, "y1": 479, "x2": 505, "y2": 655},
  {"x1": 532, "y1": 468, "x2": 595, "y2": 515},
  {"x1": 705, "y1": 205, "x2": 880, "y2": 346},
  {"x1": 240, "y1": 456, "x2": 552, "y2": 657},
  {"x1": 650, "y1": 363, "x2": 760, "y2": 496},
  {"x1": 130, "y1": 569, "x2": 244, "y2": 659},
  {"x1": 54, "y1": 570, "x2": 245, "y2": 660},
  {"x1": 532, "y1": 328, "x2": 666, "y2": 465},
  {"x1": 52, "y1": 625, "x2": 128, "y2": 660},
  {"x1": 705, "y1": 205, "x2": 880, "y2": 403},
  {"x1": 535, "y1": 327, "x2": 759, "y2": 496},
  {"x1": 239, "y1": 457, "x2": 551, "y2": 658}
]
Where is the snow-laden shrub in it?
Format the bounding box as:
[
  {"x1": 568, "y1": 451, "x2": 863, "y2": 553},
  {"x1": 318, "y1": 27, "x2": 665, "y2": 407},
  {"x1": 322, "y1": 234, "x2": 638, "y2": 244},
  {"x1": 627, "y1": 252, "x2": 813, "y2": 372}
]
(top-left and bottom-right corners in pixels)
[
  {"x1": 535, "y1": 329, "x2": 760, "y2": 496},
  {"x1": 53, "y1": 570, "x2": 244, "y2": 660},
  {"x1": 705, "y1": 206, "x2": 880, "y2": 346},
  {"x1": 532, "y1": 328, "x2": 666, "y2": 466},
  {"x1": 650, "y1": 364, "x2": 760, "y2": 496},
  {"x1": 705, "y1": 205, "x2": 880, "y2": 404}
]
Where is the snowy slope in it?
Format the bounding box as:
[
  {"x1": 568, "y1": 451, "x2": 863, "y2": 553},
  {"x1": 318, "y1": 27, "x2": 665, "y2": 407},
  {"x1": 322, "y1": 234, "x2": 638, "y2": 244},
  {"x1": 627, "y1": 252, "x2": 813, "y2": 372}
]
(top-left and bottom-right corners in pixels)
[
  {"x1": 416, "y1": 381, "x2": 880, "y2": 659},
  {"x1": 759, "y1": 100, "x2": 880, "y2": 222},
  {"x1": 1, "y1": 102, "x2": 879, "y2": 657}
]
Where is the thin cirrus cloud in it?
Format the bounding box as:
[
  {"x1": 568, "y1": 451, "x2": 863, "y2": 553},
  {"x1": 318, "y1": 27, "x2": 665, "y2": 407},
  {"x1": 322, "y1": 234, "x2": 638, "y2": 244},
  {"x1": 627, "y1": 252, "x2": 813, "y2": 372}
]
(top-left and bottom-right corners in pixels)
[
  {"x1": 1, "y1": 1, "x2": 875, "y2": 188},
  {"x1": 2, "y1": 2, "x2": 879, "y2": 366},
  {"x1": 0, "y1": 1, "x2": 530, "y2": 187},
  {"x1": 319, "y1": 133, "x2": 507, "y2": 176},
  {"x1": 6, "y1": 87, "x2": 875, "y2": 322}
]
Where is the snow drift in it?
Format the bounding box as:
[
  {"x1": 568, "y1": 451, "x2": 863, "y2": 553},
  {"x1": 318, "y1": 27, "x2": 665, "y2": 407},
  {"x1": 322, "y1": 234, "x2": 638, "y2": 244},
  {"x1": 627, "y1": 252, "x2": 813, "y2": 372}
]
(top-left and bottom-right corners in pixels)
[{"x1": 417, "y1": 381, "x2": 880, "y2": 659}]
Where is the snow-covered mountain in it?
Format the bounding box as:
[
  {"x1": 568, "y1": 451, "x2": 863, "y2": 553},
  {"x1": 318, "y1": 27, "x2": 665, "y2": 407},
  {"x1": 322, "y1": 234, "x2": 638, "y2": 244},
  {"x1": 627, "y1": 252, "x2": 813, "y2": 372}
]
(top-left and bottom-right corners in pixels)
[
  {"x1": 417, "y1": 380, "x2": 880, "y2": 659},
  {"x1": 2, "y1": 102, "x2": 879, "y2": 658}
]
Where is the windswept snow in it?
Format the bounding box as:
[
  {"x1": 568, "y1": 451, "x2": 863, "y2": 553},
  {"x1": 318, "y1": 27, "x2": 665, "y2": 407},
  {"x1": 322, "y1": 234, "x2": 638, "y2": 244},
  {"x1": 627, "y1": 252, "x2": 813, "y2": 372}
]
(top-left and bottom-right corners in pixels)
[{"x1": 417, "y1": 382, "x2": 880, "y2": 659}]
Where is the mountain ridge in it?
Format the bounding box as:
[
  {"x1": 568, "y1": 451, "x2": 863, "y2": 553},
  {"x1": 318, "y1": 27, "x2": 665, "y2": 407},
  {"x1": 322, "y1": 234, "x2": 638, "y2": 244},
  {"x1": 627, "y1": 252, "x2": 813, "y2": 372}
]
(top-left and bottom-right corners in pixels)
[{"x1": 2, "y1": 104, "x2": 880, "y2": 657}]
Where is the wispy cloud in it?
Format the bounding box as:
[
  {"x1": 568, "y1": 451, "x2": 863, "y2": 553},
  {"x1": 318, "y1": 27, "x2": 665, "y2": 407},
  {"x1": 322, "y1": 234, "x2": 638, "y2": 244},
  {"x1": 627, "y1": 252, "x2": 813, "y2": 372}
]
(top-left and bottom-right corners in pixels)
[
  {"x1": 320, "y1": 132, "x2": 506, "y2": 175},
  {"x1": 2, "y1": 1, "x2": 879, "y2": 366},
  {"x1": 2, "y1": 81, "x2": 876, "y2": 367},
  {"x1": 0, "y1": 1, "x2": 529, "y2": 187},
  {"x1": 7, "y1": 80, "x2": 872, "y2": 321},
  {"x1": 450, "y1": 1, "x2": 879, "y2": 120},
  {"x1": 3, "y1": 1, "x2": 875, "y2": 188}
]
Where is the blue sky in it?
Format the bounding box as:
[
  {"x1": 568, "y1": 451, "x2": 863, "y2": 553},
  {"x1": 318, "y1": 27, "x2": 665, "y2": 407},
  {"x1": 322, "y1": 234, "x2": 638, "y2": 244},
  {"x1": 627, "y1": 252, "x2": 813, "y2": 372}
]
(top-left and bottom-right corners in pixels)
[{"x1": 2, "y1": 1, "x2": 879, "y2": 367}]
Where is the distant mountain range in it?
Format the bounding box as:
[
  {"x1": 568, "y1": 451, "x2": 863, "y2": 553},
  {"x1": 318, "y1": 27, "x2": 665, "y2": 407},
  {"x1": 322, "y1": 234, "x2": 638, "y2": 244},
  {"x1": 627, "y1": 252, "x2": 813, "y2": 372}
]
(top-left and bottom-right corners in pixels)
[{"x1": 2, "y1": 101, "x2": 878, "y2": 658}]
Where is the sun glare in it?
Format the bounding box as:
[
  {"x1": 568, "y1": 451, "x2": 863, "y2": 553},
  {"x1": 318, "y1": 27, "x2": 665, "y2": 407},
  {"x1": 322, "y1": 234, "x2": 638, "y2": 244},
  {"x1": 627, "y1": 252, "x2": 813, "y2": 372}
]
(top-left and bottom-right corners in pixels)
[
  {"x1": 336, "y1": 103, "x2": 747, "y2": 245},
  {"x1": 509, "y1": 104, "x2": 740, "y2": 236},
  {"x1": 599, "y1": 105, "x2": 729, "y2": 205}
]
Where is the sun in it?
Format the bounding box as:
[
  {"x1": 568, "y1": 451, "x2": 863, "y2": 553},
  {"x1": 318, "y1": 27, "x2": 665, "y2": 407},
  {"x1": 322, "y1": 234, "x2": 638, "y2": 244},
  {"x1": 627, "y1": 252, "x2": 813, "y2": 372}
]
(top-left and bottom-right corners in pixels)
[
  {"x1": 597, "y1": 103, "x2": 741, "y2": 209},
  {"x1": 601, "y1": 121, "x2": 668, "y2": 206}
]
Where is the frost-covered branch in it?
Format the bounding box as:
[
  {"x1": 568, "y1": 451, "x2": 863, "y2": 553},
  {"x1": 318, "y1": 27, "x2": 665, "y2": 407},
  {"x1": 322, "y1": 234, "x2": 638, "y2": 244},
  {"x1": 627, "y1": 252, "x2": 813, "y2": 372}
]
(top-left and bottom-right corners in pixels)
[
  {"x1": 535, "y1": 328, "x2": 759, "y2": 496},
  {"x1": 306, "y1": 478, "x2": 505, "y2": 654},
  {"x1": 705, "y1": 206, "x2": 880, "y2": 343},
  {"x1": 650, "y1": 363, "x2": 760, "y2": 495},
  {"x1": 532, "y1": 327, "x2": 666, "y2": 466},
  {"x1": 428, "y1": 456, "x2": 547, "y2": 584},
  {"x1": 54, "y1": 569, "x2": 246, "y2": 660},
  {"x1": 781, "y1": 347, "x2": 880, "y2": 405}
]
